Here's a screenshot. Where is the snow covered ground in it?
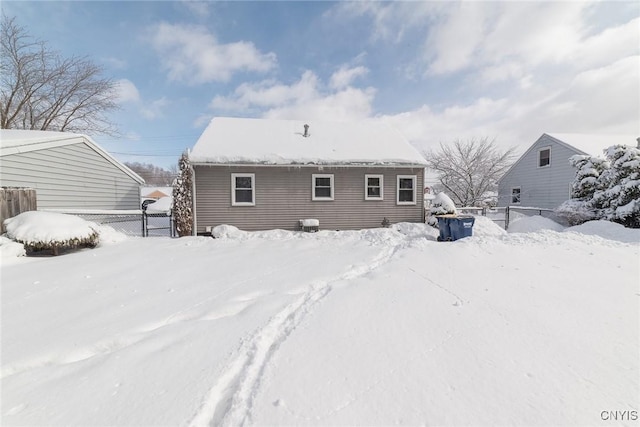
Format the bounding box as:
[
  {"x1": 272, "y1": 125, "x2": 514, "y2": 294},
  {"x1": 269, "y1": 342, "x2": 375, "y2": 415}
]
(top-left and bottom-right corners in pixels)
[{"x1": 1, "y1": 216, "x2": 638, "y2": 426}]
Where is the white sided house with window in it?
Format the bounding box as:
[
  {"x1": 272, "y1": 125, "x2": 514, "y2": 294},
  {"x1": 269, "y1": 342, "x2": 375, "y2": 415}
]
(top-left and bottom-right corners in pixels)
[
  {"x1": 497, "y1": 133, "x2": 638, "y2": 210},
  {"x1": 188, "y1": 117, "x2": 427, "y2": 233}
]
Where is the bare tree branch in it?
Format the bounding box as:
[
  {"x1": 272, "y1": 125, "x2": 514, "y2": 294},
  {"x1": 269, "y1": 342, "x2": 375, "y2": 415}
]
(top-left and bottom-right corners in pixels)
[
  {"x1": 0, "y1": 15, "x2": 119, "y2": 135},
  {"x1": 424, "y1": 137, "x2": 517, "y2": 207}
]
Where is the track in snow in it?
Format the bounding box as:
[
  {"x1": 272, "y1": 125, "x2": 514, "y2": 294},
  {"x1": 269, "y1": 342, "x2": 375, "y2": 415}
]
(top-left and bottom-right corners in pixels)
[{"x1": 187, "y1": 243, "x2": 403, "y2": 427}]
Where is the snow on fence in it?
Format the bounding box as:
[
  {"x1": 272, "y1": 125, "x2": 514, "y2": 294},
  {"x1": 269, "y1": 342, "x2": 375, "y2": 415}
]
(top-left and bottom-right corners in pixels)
[
  {"x1": 457, "y1": 206, "x2": 557, "y2": 230},
  {"x1": 42, "y1": 209, "x2": 175, "y2": 237}
]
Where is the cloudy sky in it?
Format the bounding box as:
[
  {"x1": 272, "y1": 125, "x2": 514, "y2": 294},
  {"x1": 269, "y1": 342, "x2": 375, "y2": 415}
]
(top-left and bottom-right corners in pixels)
[{"x1": 4, "y1": 1, "x2": 639, "y2": 171}]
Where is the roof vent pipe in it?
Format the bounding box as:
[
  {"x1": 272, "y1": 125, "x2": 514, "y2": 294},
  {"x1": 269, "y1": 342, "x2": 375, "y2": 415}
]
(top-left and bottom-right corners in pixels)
[{"x1": 303, "y1": 124, "x2": 309, "y2": 138}]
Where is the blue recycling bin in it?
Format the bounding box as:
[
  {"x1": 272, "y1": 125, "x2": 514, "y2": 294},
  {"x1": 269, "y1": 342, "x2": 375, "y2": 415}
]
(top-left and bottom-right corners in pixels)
[
  {"x1": 436, "y1": 216, "x2": 453, "y2": 241},
  {"x1": 437, "y1": 215, "x2": 475, "y2": 241},
  {"x1": 450, "y1": 216, "x2": 475, "y2": 240}
]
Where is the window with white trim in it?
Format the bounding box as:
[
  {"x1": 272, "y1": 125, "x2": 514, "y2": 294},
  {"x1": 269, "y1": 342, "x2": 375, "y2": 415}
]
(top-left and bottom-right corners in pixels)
[
  {"x1": 231, "y1": 173, "x2": 255, "y2": 206},
  {"x1": 312, "y1": 174, "x2": 334, "y2": 201},
  {"x1": 397, "y1": 175, "x2": 417, "y2": 205},
  {"x1": 365, "y1": 174, "x2": 384, "y2": 200},
  {"x1": 538, "y1": 147, "x2": 551, "y2": 167},
  {"x1": 511, "y1": 187, "x2": 521, "y2": 204}
]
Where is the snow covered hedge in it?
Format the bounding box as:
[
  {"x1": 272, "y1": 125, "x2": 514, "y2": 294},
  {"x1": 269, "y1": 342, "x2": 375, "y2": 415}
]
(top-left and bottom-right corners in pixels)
[
  {"x1": 557, "y1": 144, "x2": 640, "y2": 228},
  {"x1": 427, "y1": 192, "x2": 458, "y2": 226},
  {"x1": 3, "y1": 211, "x2": 99, "y2": 255},
  {"x1": 173, "y1": 152, "x2": 193, "y2": 237}
]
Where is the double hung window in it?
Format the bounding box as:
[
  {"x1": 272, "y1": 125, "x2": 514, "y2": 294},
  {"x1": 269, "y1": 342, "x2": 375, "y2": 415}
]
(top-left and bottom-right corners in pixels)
[
  {"x1": 312, "y1": 174, "x2": 334, "y2": 201},
  {"x1": 539, "y1": 148, "x2": 551, "y2": 167},
  {"x1": 397, "y1": 175, "x2": 417, "y2": 205},
  {"x1": 231, "y1": 173, "x2": 255, "y2": 206},
  {"x1": 365, "y1": 175, "x2": 384, "y2": 200},
  {"x1": 511, "y1": 187, "x2": 521, "y2": 204}
]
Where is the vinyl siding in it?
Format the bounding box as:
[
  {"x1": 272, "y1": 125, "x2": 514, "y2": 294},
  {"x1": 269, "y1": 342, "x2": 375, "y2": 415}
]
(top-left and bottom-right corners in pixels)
[
  {"x1": 498, "y1": 135, "x2": 579, "y2": 209},
  {"x1": 0, "y1": 142, "x2": 141, "y2": 210},
  {"x1": 194, "y1": 165, "x2": 424, "y2": 232}
]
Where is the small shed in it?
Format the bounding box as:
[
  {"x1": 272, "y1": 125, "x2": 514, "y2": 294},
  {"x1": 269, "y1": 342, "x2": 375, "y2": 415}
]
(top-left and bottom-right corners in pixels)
[
  {"x1": 498, "y1": 133, "x2": 638, "y2": 209},
  {"x1": 0, "y1": 130, "x2": 144, "y2": 210},
  {"x1": 189, "y1": 117, "x2": 427, "y2": 232}
]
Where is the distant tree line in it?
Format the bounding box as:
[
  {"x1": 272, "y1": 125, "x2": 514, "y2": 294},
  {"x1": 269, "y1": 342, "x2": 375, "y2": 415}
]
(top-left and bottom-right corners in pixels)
[{"x1": 125, "y1": 162, "x2": 177, "y2": 186}]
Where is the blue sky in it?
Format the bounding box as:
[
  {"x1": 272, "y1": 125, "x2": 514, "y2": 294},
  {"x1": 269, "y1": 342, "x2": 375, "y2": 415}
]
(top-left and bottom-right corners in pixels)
[{"x1": 3, "y1": 1, "x2": 639, "y2": 172}]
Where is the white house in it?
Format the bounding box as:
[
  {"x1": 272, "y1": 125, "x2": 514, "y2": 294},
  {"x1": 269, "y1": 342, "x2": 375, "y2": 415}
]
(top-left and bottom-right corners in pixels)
[
  {"x1": 498, "y1": 133, "x2": 638, "y2": 209},
  {"x1": 0, "y1": 130, "x2": 144, "y2": 210}
]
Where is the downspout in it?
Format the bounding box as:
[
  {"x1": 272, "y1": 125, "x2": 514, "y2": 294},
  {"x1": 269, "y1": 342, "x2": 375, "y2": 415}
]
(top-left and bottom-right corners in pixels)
[{"x1": 190, "y1": 157, "x2": 197, "y2": 236}]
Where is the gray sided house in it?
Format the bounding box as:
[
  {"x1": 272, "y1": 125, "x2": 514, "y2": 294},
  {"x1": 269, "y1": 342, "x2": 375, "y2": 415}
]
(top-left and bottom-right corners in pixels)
[
  {"x1": 189, "y1": 117, "x2": 427, "y2": 232},
  {"x1": 498, "y1": 133, "x2": 638, "y2": 209},
  {"x1": 0, "y1": 130, "x2": 144, "y2": 210}
]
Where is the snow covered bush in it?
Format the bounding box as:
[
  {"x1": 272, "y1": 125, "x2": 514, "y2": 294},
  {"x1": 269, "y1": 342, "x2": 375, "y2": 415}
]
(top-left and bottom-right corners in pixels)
[
  {"x1": 173, "y1": 152, "x2": 193, "y2": 237},
  {"x1": 560, "y1": 144, "x2": 640, "y2": 228},
  {"x1": 593, "y1": 145, "x2": 640, "y2": 228},
  {"x1": 569, "y1": 154, "x2": 609, "y2": 201},
  {"x1": 555, "y1": 199, "x2": 596, "y2": 226},
  {"x1": 3, "y1": 211, "x2": 99, "y2": 255},
  {"x1": 427, "y1": 192, "x2": 458, "y2": 226},
  {"x1": 430, "y1": 192, "x2": 457, "y2": 216}
]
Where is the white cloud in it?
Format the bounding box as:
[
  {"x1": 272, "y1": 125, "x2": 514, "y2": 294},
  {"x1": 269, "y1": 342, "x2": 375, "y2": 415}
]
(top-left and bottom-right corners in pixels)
[
  {"x1": 114, "y1": 79, "x2": 171, "y2": 121},
  {"x1": 263, "y1": 87, "x2": 375, "y2": 122},
  {"x1": 115, "y1": 79, "x2": 140, "y2": 103},
  {"x1": 381, "y1": 54, "x2": 639, "y2": 155},
  {"x1": 326, "y1": 2, "x2": 442, "y2": 43},
  {"x1": 210, "y1": 70, "x2": 375, "y2": 122},
  {"x1": 211, "y1": 71, "x2": 320, "y2": 111},
  {"x1": 140, "y1": 97, "x2": 170, "y2": 120},
  {"x1": 424, "y1": 2, "x2": 487, "y2": 75},
  {"x1": 148, "y1": 22, "x2": 277, "y2": 84},
  {"x1": 329, "y1": 65, "x2": 368, "y2": 90},
  {"x1": 181, "y1": 0, "x2": 211, "y2": 18}
]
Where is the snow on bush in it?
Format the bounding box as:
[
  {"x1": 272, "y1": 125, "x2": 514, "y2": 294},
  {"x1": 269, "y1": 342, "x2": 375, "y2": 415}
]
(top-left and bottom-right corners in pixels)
[
  {"x1": 561, "y1": 144, "x2": 640, "y2": 228},
  {"x1": 212, "y1": 224, "x2": 248, "y2": 239},
  {"x1": 0, "y1": 235, "x2": 26, "y2": 258},
  {"x1": 594, "y1": 144, "x2": 640, "y2": 228},
  {"x1": 427, "y1": 192, "x2": 458, "y2": 226},
  {"x1": 430, "y1": 192, "x2": 457, "y2": 215},
  {"x1": 555, "y1": 199, "x2": 597, "y2": 226},
  {"x1": 3, "y1": 211, "x2": 99, "y2": 254}
]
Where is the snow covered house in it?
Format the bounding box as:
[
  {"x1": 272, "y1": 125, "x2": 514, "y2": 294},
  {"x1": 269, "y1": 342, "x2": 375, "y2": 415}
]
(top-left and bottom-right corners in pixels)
[
  {"x1": 189, "y1": 117, "x2": 427, "y2": 232},
  {"x1": 0, "y1": 130, "x2": 144, "y2": 210},
  {"x1": 498, "y1": 133, "x2": 638, "y2": 209}
]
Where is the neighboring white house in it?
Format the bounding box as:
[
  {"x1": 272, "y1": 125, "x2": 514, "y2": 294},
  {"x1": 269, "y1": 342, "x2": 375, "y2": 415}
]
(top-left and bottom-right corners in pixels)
[
  {"x1": 189, "y1": 117, "x2": 428, "y2": 232},
  {"x1": 498, "y1": 133, "x2": 638, "y2": 210},
  {"x1": 0, "y1": 130, "x2": 144, "y2": 210}
]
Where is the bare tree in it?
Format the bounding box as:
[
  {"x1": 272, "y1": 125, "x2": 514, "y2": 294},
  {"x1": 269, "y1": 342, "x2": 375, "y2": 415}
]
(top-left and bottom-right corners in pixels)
[
  {"x1": 424, "y1": 137, "x2": 517, "y2": 207},
  {"x1": 1, "y1": 15, "x2": 118, "y2": 134},
  {"x1": 125, "y1": 162, "x2": 177, "y2": 186}
]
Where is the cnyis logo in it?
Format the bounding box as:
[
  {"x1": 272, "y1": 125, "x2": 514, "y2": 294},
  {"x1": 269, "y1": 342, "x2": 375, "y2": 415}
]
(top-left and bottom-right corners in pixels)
[{"x1": 600, "y1": 410, "x2": 638, "y2": 421}]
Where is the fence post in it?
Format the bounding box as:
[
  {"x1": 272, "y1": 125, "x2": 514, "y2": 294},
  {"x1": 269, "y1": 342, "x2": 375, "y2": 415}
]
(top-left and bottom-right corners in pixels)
[{"x1": 505, "y1": 206, "x2": 510, "y2": 230}]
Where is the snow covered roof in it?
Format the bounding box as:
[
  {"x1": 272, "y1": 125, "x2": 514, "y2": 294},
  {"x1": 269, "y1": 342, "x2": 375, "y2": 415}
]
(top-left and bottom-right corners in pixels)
[
  {"x1": 546, "y1": 133, "x2": 639, "y2": 157},
  {"x1": 189, "y1": 117, "x2": 427, "y2": 166},
  {"x1": 0, "y1": 129, "x2": 144, "y2": 184}
]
